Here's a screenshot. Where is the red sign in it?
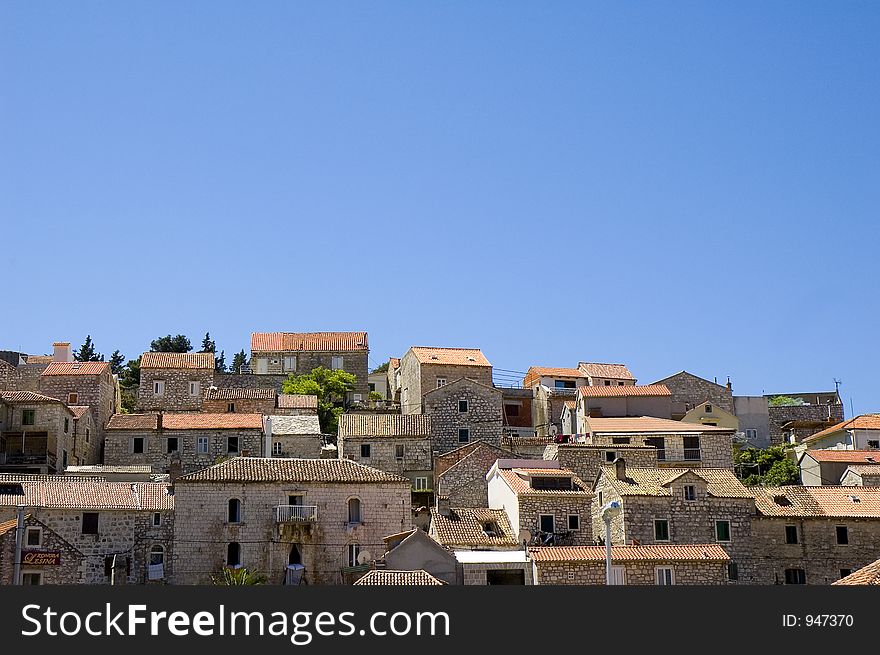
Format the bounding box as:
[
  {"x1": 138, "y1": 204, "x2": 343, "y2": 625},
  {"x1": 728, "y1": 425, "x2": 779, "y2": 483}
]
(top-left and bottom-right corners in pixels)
[{"x1": 21, "y1": 551, "x2": 61, "y2": 566}]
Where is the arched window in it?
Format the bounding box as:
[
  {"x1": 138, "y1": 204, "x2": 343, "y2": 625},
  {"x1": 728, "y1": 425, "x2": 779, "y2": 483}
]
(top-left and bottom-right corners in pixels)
[
  {"x1": 227, "y1": 542, "x2": 241, "y2": 567},
  {"x1": 347, "y1": 497, "x2": 361, "y2": 524},
  {"x1": 149, "y1": 545, "x2": 165, "y2": 566},
  {"x1": 228, "y1": 498, "x2": 241, "y2": 523}
]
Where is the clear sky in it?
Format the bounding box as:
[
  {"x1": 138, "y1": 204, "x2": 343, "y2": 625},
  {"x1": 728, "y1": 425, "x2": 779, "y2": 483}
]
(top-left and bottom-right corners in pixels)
[{"x1": 2, "y1": 2, "x2": 878, "y2": 413}]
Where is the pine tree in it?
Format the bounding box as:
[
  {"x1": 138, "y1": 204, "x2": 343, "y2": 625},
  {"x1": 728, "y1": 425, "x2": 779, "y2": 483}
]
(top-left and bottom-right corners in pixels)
[
  {"x1": 74, "y1": 335, "x2": 102, "y2": 362},
  {"x1": 150, "y1": 335, "x2": 192, "y2": 353},
  {"x1": 200, "y1": 332, "x2": 216, "y2": 353},
  {"x1": 109, "y1": 350, "x2": 126, "y2": 374},
  {"x1": 230, "y1": 349, "x2": 249, "y2": 374},
  {"x1": 215, "y1": 350, "x2": 226, "y2": 373}
]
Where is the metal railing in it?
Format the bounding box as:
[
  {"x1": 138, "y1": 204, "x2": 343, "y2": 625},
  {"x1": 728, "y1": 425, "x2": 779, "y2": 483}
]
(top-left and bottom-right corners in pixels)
[
  {"x1": 275, "y1": 505, "x2": 318, "y2": 522},
  {"x1": 683, "y1": 448, "x2": 702, "y2": 461},
  {"x1": 655, "y1": 449, "x2": 666, "y2": 461}
]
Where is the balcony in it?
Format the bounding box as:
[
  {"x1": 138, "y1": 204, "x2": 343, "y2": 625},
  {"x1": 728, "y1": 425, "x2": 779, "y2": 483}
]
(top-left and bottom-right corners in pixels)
[
  {"x1": 683, "y1": 448, "x2": 702, "y2": 461},
  {"x1": 275, "y1": 505, "x2": 318, "y2": 523}
]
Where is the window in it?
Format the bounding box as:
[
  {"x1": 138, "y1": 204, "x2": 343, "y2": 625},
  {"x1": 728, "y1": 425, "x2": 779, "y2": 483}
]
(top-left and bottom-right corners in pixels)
[
  {"x1": 611, "y1": 437, "x2": 630, "y2": 445},
  {"x1": 360, "y1": 444, "x2": 371, "y2": 458},
  {"x1": 152, "y1": 512, "x2": 161, "y2": 527},
  {"x1": 132, "y1": 437, "x2": 144, "y2": 454},
  {"x1": 64, "y1": 418, "x2": 69, "y2": 433},
  {"x1": 149, "y1": 545, "x2": 165, "y2": 567},
  {"x1": 62, "y1": 450, "x2": 68, "y2": 469},
  {"x1": 227, "y1": 543, "x2": 241, "y2": 567},
  {"x1": 458, "y1": 428, "x2": 470, "y2": 443},
  {"x1": 82, "y1": 512, "x2": 99, "y2": 535},
  {"x1": 272, "y1": 441, "x2": 283, "y2": 456},
  {"x1": 347, "y1": 498, "x2": 362, "y2": 524},
  {"x1": 283, "y1": 355, "x2": 297, "y2": 372},
  {"x1": 458, "y1": 400, "x2": 468, "y2": 413},
  {"x1": 836, "y1": 526, "x2": 849, "y2": 545},
  {"x1": 705, "y1": 404, "x2": 712, "y2": 413},
  {"x1": 655, "y1": 567, "x2": 675, "y2": 585},
  {"x1": 166, "y1": 437, "x2": 179, "y2": 453},
  {"x1": 539, "y1": 515, "x2": 555, "y2": 535},
  {"x1": 189, "y1": 381, "x2": 200, "y2": 397},
  {"x1": 683, "y1": 485, "x2": 696, "y2": 501},
  {"x1": 728, "y1": 562, "x2": 739, "y2": 581},
  {"x1": 604, "y1": 451, "x2": 616, "y2": 463},
  {"x1": 228, "y1": 499, "x2": 241, "y2": 523},
  {"x1": 785, "y1": 525, "x2": 798, "y2": 544},
  {"x1": 347, "y1": 544, "x2": 361, "y2": 567},
  {"x1": 840, "y1": 569, "x2": 852, "y2": 579},
  {"x1": 227, "y1": 402, "x2": 235, "y2": 413},
  {"x1": 868, "y1": 440, "x2": 880, "y2": 449},
  {"x1": 436, "y1": 378, "x2": 447, "y2": 389},
  {"x1": 608, "y1": 565, "x2": 626, "y2": 585},
  {"x1": 784, "y1": 568, "x2": 806, "y2": 585},
  {"x1": 598, "y1": 491, "x2": 603, "y2": 506},
  {"x1": 554, "y1": 380, "x2": 576, "y2": 389},
  {"x1": 395, "y1": 444, "x2": 405, "y2": 459},
  {"x1": 715, "y1": 520, "x2": 731, "y2": 542},
  {"x1": 68, "y1": 392, "x2": 78, "y2": 405},
  {"x1": 745, "y1": 429, "x2": 758, "y2": 441},
  {"x1": 153, "y1": 380, "x2": 165, "y2": 396},
  {"x1": 618, "y1": 381, "x2": 625, "y2": 386},
  {"x1": 197, "y1": 436, "x2": 209, "y2": 454},
  {"x1": 288, "y1": 495, "x2": 303, "y2": 506},
  {"x1": 414, "y1": 477, "x2": 428, "y2": 491},
  {"x1": 331, "y1": 356, "x2": 344, "y2": 370},
  {"x1": 25, "y1": 527, "x2": 41, "y2": 547},
  {"x1": 369, "y1": 383, "x2": 375, "y2": 392},
  {"x1": 568, "y1": 515, "x2": 580, "y2": 530},
  {"x1": 645, "y1": 437, "x2": 665, "y2": 460},
  {"x1": 227, "y1": 436, "x2": 239, "y2": 453},
  {"x1": 22, "y1": 573, "x2": 42, "y2": 585},
  {"x1": 604, "y1": 380, "x2": 611, "y2": 386},
  {"x1": 504, "y1": 403, "x2": 520, "y2": 417},
  {"x1": 654, "y1": 519, "x2": 670, "y2": 541},
  {"x1": 22, "y1": 410, "x2": 35, "y2": 426},
  {"x1": 683, "y1": 436, "x2": 701, "y2": 460}
]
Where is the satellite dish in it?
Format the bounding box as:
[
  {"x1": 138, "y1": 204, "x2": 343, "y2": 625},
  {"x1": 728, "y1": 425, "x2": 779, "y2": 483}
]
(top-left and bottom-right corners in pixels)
[
  {"x1": 356, "y1": 550, "x2": 372, "y2": 565},
  {"x1": 519, "y1": 529, "x2": 533, "y2": 545}
]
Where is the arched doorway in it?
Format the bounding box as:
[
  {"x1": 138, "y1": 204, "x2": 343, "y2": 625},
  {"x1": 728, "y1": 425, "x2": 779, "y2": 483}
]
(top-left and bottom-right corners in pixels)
[{"x1": 289, "y1": 544, "x2": 302, "y2": 566}]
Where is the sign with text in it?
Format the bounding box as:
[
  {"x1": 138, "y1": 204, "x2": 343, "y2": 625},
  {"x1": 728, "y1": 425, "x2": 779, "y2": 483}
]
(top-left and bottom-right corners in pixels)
[{"x1": 20, "y1": 551, "x2": 60, "y2": 566}]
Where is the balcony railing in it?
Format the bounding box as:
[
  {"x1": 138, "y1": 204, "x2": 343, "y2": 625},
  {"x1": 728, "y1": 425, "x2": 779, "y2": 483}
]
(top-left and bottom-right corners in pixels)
[
  {"x1": 275, "y1": 505, "x2": 318, "y2": 523},
  {"x1": 683, "y1": 448, "x2": 702, "y2": 461},
  {"x1": 655, "y1": 449, "x2": 666, "y2": 461}
]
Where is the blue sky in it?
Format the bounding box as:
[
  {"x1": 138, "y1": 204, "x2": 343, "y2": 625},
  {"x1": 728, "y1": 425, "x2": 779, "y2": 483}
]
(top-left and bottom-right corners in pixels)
[{"x1": 1, "y1": 2, "x2": 878, "y2": 412}]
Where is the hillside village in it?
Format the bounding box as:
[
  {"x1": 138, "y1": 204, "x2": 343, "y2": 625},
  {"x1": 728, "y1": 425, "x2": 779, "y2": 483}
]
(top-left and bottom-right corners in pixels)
[{"x1": 1, "y1": 332, "x2": 878, "y2": 587}]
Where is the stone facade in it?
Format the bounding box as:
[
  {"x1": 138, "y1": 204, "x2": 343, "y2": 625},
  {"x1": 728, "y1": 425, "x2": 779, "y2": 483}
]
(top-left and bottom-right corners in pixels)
[
  {"x1": 589, "y1": 429, "x2": 734, "y2": 469},
  {"x1": 399, "y1": 348, "x2": 493, "y2": 415},
  {"x1": 436, "y1": 442, "x2": 516, "y2": 508},
  {"x1": 424, "y1": 378, "x2": 502, "y2": 454},
  {"x1": 459, "y1": 559, "x2": 533, "y2": 585},
  {"x1": 530, "y1": 552, "x2": 729, "y2": 585},
  {"x1": 0, "y1": 393, "x2": 80, "y2": 473},
  {"x1": 840, "y1": 466, "x2": 880, "y2": 487},
  {"x1": 652, "y1": 371, "x2": 734, "y2": 416},
  {"x1": 138, "y1": 357, "x2": 215, "y2": 412},
  {"x1": 549, "y1": 443, "x2": 659, "y2": 486},
  {"x1": 216, "y1": 373, "x2": 289, "y2": 392},
  {"x1": 769, "y1": 403, "x2": 846, "y2": 446},
  {"x1": 203, "y1": 397, "x2": 276, "y2": 415},
  {"x1": 268, "y1": 415, "x2": 324, "y2": 459}
]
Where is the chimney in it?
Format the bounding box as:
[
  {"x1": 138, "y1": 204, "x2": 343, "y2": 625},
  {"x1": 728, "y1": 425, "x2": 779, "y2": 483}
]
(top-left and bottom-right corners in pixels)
[
  {"x1": 726, "y1": 377, "x2": 732, "y2": 391},
  {"x1": 169, "y1": 457, "x2": 182, "y2": 484},
  {"x1": 436, "y1": 495, "x2": 451, "y2": 517},
  {"x1": 53, "y1": 342, "x2": 72, "y2": 363},
  {"x1": 264, "y1": 416, "x2": 273, "y2": 458},
  {"x1": 614, "y1": 457, "x2": 627, "y2": 481}
]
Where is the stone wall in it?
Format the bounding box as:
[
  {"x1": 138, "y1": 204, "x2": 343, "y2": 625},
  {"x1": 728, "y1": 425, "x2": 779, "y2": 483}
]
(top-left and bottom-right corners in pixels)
[
  {"x1": 216, "y1": 373, "x2": 289, "y2": 391},
  {"x1": 399, "y1": 357, "x2": 493, "y2": 415},
  {"x1": 251, "y1": 351, "x2": 369, "y2": 397},
  {"x1": 39, "y1": 370, "x2": 118, "y2": 457},
  {"x1": 840, "y1": 469, "x2": 880, "y2": 487},
  {"x1": 0, "y1": 400, "x2": 76, "y2": 472},
  {"x1": 0, "y1": 516, "x2": 85, "y2": 585},
  {"x1": 517, "y1": 493, "x2": 594, "y2": 545},
  {"x1": 340, "y1": 435, "x2": 433, "y2": 490},
  {"x1": 532, "y1": 558, "x2": 728, "y2": 585},
  {"x1": 768, "y1": 404, "x2": 846, "y2": 445},
  {"x1": 138, "y1": 368, "x2": 215, "y2": 412},
  {"x1": 552, "y1": 444, "x2": 658, "y2": 485},
  {"x1": 591, "y1": 432, "x2": 734, "y2": 469},
  {"x1": 461, "y1": 560, "x2": 533, "y2": 585},
  {"x1": 424, "y1": 379, "x2": 502, "y2": 454},
  {"x1": 202, "y1": 397, "x2": 276, "y2": 414},
  {"x1": 272, "y1": 435, "x2": 324, "y2": 459},
  {"x1": 172, "y1": 479, "x2": 411, "y2": 585},
  {"x1": 437, "y1": 443, "x2": 515, "y2": 508},
  {"x1": 653, "y1": 372, "x2": 734, "y2": 414}
]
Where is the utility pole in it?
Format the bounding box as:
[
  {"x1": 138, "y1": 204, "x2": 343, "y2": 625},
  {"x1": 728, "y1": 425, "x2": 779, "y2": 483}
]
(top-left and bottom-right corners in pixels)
[{"x1": 13, "y1": 505, "x2": 25, "y2": 585}]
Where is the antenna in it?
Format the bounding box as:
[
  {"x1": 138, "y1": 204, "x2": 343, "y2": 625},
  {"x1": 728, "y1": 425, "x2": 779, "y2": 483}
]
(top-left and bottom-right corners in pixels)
[{"x1": 834, "y1": 378, "x2": 842, "y2": 396}]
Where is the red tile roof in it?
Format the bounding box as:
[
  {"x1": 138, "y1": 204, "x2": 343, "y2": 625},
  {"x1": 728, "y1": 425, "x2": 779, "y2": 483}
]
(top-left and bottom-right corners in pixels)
[
  {"x1": 529, "y1": 544, "x2": 730, "y2": 563},
  {"x1": 523, "y1": 367, "x2": 585, "y2": 388},
  {"x1": 106, "y1": 413, "x2": 263, "y2": 430},
  {"x1": 833, "y1": 558, "x2": 880, "y2": 585},
  {"x1": 430, "y1": 507, "x2": 518, "y2": 547},
  {"x1": 804, "y1": 415, "x2": 880, "y2": 444},
  {"x1": 586, "y1": 416, "x2": 734, "y2": 434},
  {"x1": 251, "y1": 332, "x2": 368, "y2": 352},
  {"x1": 497, "y1": 468, "x2": 591, "y2": 496},
  {"x1": 140, "y1": 352, "x2": 215, "y2": 369},
  {"x1": 753, "y1": 486, "x2": 880, "y2": 518},
  {"x1": 41, "y1": 361, "x2": 110, "y2": 376},
  {"x1": 106, "y1": 414, "x2": 159, "y2": 430},
  {"x1": 276, "y1": 394, "x2": 318, "y2": 409},
  {"x1": 0, "y1": 391, "x2": 69, "y2": 405},
  {"x1": 578, "y1": 384, "x2": 671, "y2": 398},
  {"x1": 0, "y1": 481, "x2": 173, "y2": 510},
  {"x1": 178, "y1": 457, "x2": 409, "y2": 484},
  {"x1": 578, "y1": 362, "x2": 635, "y2": 380},
  {"x1": 409, "y1": 347, "x2": 491, "y2": 367},
  {"x1": 338, "y1": 414, "x2": 432, "y2": 437},
  {"x1": 69, "y1": 406, "x2": 90, "y2": 419},
  {"x1": 354, "y1": 570, "x2": 445, "y2": 586},
  {"x1": 803, "y1": 450, "x2": 880, "y2": 464}
]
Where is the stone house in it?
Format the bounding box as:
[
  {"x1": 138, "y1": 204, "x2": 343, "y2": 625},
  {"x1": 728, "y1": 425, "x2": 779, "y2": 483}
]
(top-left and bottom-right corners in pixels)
[
  {"x1": 499, "y1": 435, "x2": 555, "y2": 458},
  {"x1": 429, "y1": 500, "x2": 519, "y2": 551},
  {"x1": 501, "y1": 387, "x2": 533, "y2": 439},
  {"x1": 799, "y1": 450, "x2": 880, "y2": 486},
  {"x1": 275, "y1": 394, "x2": 319, "y2": 416},
  {"x1": 543, "y1": 442, "x2": 659, "y2": 487},
  {"x1": 682, "y1": 399, "x2": 739, "y2": 431},
  {"x1": 652, "y1": 371, "x2": 734, "y2": 417},
  {"x1": 104, "y1": 413, "x2": 265, "y2": 474},
  {"x1": 353, "y1": 569, "x2": 445, "y2": 585},
  {"x1": 529, "y1": 543, "x2": 731, "y2": 585},
  {"x1": 250, "y1": 332, "x2": 370, "y2": 401},
  {"x1": 840, "y1": 465, "x2": 880, "y2": 487},
  {"x1": 338, "y1": 414, "x2": 433, "y2": 497},
  {"x1": 423, "y1": 377, "x2": 502, "y2": 454},
  {"x1": 583, "y1": 416, "x2": 735, "y2": 469},
  {"x1": 266, "y1": 415, "x2": 324, "y2": 458},
  {"x1": 522, "y1": 366, "x2": 588, "y2": 392},
  {"x1": 399, "y1": 347, "x2": 493, "y2": 415},
  {"x1": 591, "y1": 460, "x2": 751, "y2": 583},
  {"x1": 794, "y1": 415, "x2": 880, "y2": 455},
  {"x1": 765, "y1": 390, "x2": 845, "y2": 446},
  {"x1": 751, "y1": 486, "x2": 880, "y2": 585},
  {"x1": 381, "y1": 528, "x2": 458, "y2": 585},
  {"x1": 0, "y1": 391, "x2": 79, "y2": 473},
  {"x1": 833, "y1": 557, "x2": 880, "y2": 585},
  {"x1": 733, "y1": 396, "x2": 771, "y2": 449},
  {"x1": 560, "y1": 400, "x2": 576, "y2": 436},
  {"x1": 38, "y1": 360, "x2": 118, "y2": 459},
  {"x1": 0, "y1": 514, "x2": 85, "y2": 585},
  {"x1": 576, "y1": 384, "x2": 673, "y2": 432},
  {"x1": 435, "y1": 441, "x2": 516, "y2": 508},
  {"x1": 578, "y1": 362, "x2": 637, "y2": 387},
  {"x1": 202, "y1": 387, "x2": 276, "y2": 414},
  {"x1": 137, "y1": 352, "x2": 215, "y2": 412},
  {"x1": 0, "y1": 477, "x2": 174, "y2": 584},
  {"x1": 488, "y1": 459, "x2": 593, "y2": 547},
  {"x1": 172, "y1": 457, "x2": 412, "y2": 585},
  {"x1": 523, "y1": 367, "x2": 586, "y2": 438}
]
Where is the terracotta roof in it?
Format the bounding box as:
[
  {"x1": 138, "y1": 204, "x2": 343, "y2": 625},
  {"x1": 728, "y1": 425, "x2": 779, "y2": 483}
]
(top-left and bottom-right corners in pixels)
[
  {"x1": 339, "y1": 414, "x2": 431, "y2": 438},
  {"x1": 601, "y1": 466, "x2": 752, "y2": 498},
  {"x1": 277, "y1": 394, "x2": 318, "y2": 409},
  {"x1": 430, "y1": 507, "x2": 518, "y2": 548},
  {"x1": 523, "y1": 367, "x2": 585, "y2": 388},
  {"x1": 843, "y1": 465, "x2": 880, "y2": 477},
  {"x1": 586, "y1": 416, "x2": 734, "y2": 434},
  {"x1": 803, "y1": 450, "x2": 880, "y2": 464},
  {"x1": 40, "y1": 361, "x2": 110, "y2": 376},
  {"x1": 251, "y1": 332, "x2": 368, "y2": 353},
  {"x1": 267, "y1": 415, "x2": 321, "y2": 435},
  {"x1": 106, "y1": 414, "x2": 159, "y2": 430},
  {"x1": 65, "y1": 465, "x2": 153, "y2": 474},
  {"x1": 578, "y1": 384, "x2": 671, "y2": 398},
  {"x1": 409, "y1": 347, "x2": 491, "y2": 367},
  {"x1": 803, "y1": 415, "x2": 880, "y2": 444},
  {"x1": 753, "y1": 486, "x2": 880, "y2": 518},
  {"x1": 833, "y1": 558, "x2": 880, "y2": 585},
  {"x1": 529, "y1": 544, "x2": 730, "y2": 563},
  {"x1": 106, "y1": 413, "x2": 263, "y2": 430},
  {"x1": 178, "y1": 457, "x2": 410, "y2": 484},
  {"x1": 0, "y1": 480, "x2": 173, "y2": 510},
  {"x1": 501, "y1": 436, "x2": 555, "y2": 446},
  {"x1": 0, "y1": 516, "x2": 22, "y2": 536},
  {"x1": 205, "y1": 387, "x2": 276, "y2": 400},
  {"x1": 354, "y1": 570, "x2": 445, "y2": 586},
  {"x1": 0, "y1": 391, "x2": 69, "y2": 406},
  {"x1": 140, "y1": 352, "x2": 214, "y2": 370},
  {"x1": 578, "y1": 362, "x2": 635, "y2": 381},
  {"x1": 563, "y1": 400, "x2": 577, "y2": 410},
  {"x1": 69, "y1": 406, "x2": 90, "y2": 419},
  {"x1": 497, "y1": 468, "x2": 591, "y2": 496}
]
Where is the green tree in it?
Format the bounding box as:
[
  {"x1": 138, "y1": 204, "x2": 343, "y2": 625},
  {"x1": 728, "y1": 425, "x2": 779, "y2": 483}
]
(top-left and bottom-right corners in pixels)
[
  {"x1": 119, "y1": 357, "x2": 141, "y2": 389},
  {"x1": 210, "y1": 568, "x2": 268, "y2": 586},
  {"x1": 74, "y1": 335, "x2": 103, "y2": 362},
  {"x1": 230, "y1": 349, "x2": 249, "y2": 374},
  {"x1": 215, "y1": 350, "x2": 226, "y2": 373},
  {"x1": 735, "y1": 445, "x2": 799, "y2": 486},
  {"x1": 109, "y1": 350, "x2": 126, "y2": 375},
  {"x1": 200, "y1": 332, "x2": 216, "y2": 353},
  {"x1": 150, "y1": 334, "x2": 192, "y2": 353},
  {"x1": 768, "y1": 395, "x2": 805, "y2": 407},
  {"x1": 282, "y1": 366, "x2": 356, "y2": 434},
  {"x1": 371, "y1": 362, "x2": 389, "y2": 373}
]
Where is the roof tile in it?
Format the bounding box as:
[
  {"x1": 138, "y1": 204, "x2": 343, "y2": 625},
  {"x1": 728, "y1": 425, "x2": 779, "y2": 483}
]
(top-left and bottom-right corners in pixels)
[
  {"x1": 141, "y1": 352, "x2": 214, "y2": 369},
  {"x1": 178, "y1": 457, "x2": 410, "y2": 484},
  {"x1": 529, "y1": 544, "x2": 730, "y2": 562},
  {"x1": 409, "y1": 347, "x2": 491, "y2": 367},
  {"x1": 251, "y1": 332, "x2": 368, "y2": 352}
]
